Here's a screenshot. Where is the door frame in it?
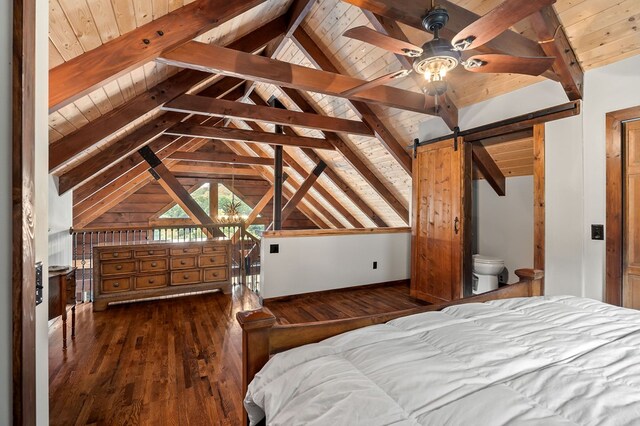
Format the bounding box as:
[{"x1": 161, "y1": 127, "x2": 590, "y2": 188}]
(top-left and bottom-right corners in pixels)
[
  {"x1": 12, "y1": 0, "x2": 37, "y2": 423},
  {"x1": 605, "y1": 105, "x2": 640, "y2": 306}
]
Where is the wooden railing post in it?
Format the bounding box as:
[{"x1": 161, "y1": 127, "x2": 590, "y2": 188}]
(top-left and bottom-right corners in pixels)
[
  {"x1": 514, "y1": 268, "x2": 545, "y2": 296},
  {"x1": 236, "y1": 308, "x2": 276, "y2": 426}
]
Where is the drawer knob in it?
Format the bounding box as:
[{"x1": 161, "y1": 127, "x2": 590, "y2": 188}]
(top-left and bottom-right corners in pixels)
[
  {"x1": 180, "y1": 260, "x2": 186, "y2": 265},
  {"x1": 149, "y1": 279, "x2": 155, "y2": 284},
  {"x1": 148, "y1": 250, "x2": 154, "y2": 255},
  {"x1": 116, "y1": 265, "x2": 122, "y2": 270},
  {"x1": 210, "y1": 257, "x2": 216, "y2": 262},
  {"x1": 151, "y1": 262, "x2": 157, "y2": 267},
  {"x1": 183, "y1": 274, "x2": 189, "y2": 279},
  {"x1": 113, "y1": 253, "x2": 119, "y2": 258},
  {"x1": 183, "y1": 249, "x2": 188, "y2": 253},
  {"x1": 113, "y1": 282, "x2": 120, "y2": 288}
]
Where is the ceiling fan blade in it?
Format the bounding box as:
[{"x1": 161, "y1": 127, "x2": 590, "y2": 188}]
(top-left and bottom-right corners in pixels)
[
  {"x1": 452, "y1": 0, "x2": 556, "y2": 51},
  {"x1": 464, "y1": 54, "x2": 556, "y2": 76},
  {"x1": 342, "y1": 70, "x2": 412, "y2": 97},
  {"x1": 343, "y1": 26, "x2": 423, "y2": 57}
]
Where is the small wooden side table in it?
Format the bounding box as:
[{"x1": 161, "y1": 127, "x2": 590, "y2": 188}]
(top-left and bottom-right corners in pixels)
[{"x1": 48, "y1": 266, "x2": 77, "y2": 349}]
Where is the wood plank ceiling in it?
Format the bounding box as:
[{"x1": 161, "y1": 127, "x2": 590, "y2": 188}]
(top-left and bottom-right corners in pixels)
[{"x1": 49, "y1": 0, "x2": 640, "y2": 229}]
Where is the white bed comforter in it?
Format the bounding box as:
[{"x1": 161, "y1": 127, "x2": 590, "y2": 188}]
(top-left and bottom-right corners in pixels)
[{"x1": 245, "y1": 296, "x2": 640, "y2": 425}]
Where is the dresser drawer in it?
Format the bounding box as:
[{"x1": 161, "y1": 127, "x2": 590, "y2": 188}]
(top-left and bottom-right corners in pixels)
[
  {"x1": 102, "y1": 277, "x2": 132, "y2": 293},
  {"x1": 171, "y1": 270, "x2": 201, "y2": 285},
  {"x1": 99, "y1": 250, "x2": 132, "y2": 261},
  {"x1": 199, "y1": 254, "x2": 227, "y2": 267},
  {"x1": 170, "y1": 247, "x2": 201, "y2": 256},
  {"x1": 134, "y1": 248, "x2": 168, "y2": 258},
  {"x1": 203, "y1": 267, "x2": 228, "y2": 283},
  {"x1": 101, "y1": 260, "x2": 136, "y2": 276},
  {"x1": 171, "y1": 256, "x2": 196, "y2": 270},
  {"x1": 135, "y1": 274, "x2": 168, "y2": 290},
  {"x1": 202, "y1": 245, "x2": 227, "y2": 254},
  {"x1": 140, "y1": 258, "x2": 168, "y2": 272}
]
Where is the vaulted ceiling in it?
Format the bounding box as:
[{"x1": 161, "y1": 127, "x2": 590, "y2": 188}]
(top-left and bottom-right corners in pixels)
[{"x1": 48, "y1": 0, "x2": 640, "y2": 230}]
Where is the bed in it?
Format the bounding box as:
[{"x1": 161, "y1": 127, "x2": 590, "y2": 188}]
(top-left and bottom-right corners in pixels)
[{"x1": 237, "y1": 270, "x2": 640, "y2": 425}]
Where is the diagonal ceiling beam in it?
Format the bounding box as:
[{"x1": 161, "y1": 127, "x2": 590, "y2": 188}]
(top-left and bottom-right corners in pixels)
[
  {"x1": 280, "y1": 87, "x2": 409, "y2": 223},
  {"x1": 159, "y1": 41, "x2": 441, "y2": 116},
  {"x1": 50, "y1": 14, "x2": 288, "y2": 173},
  {"x1": 57, "y1": 83, "x2": 247, "y2": 195},
  {"x1": 529, "y1": 6, "x2": 584, "y2": 100},
  {"x1": 291, "y1": 28, "x2": 413, "y2": 174},
  {"x1": 282, "y1": 161, "x2": 327, "y2": 221},
  {"x1": 49, "y1": 0, "x2": 266, "y2": 111},
  {"x1": 162, "y1": 95, "x2": 374, "y2": 136},
  {"x1": 360, "y1": 11, "x2": 458, "y2": 129},
  {"x1": 472, "y1": 144, "x2": 505, "y2": 196}
]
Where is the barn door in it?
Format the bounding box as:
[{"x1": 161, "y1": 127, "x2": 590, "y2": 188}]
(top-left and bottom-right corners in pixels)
[
  {"x1": 624, "y1": 120, "x2": 640, "y2": 308},
  {"x1": 411, "y1": 138, "x2": 471, "y2": 303}
]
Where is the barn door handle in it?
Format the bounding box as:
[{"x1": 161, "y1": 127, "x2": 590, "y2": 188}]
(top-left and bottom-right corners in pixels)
[{"x1": 454, "y1": 217, "x2": 460, "y2": 234}]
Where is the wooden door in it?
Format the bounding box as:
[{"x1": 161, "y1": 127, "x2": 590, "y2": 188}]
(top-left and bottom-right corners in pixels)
[
  {"x1": 624, "y1": 120, "x2": 640, "y2": 308},
  {"x1": 411, "y1": 138, "x2": 471, "y2": 303}
]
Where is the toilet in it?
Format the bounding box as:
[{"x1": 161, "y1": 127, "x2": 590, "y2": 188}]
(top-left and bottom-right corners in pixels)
[{"x1": 472, "y1": 254, "x2": 505, "y2": 294}]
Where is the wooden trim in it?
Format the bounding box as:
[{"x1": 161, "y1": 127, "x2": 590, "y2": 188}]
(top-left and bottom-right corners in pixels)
[
  {"x1": 12, "y1": 0, "x2": 37, "y2": 421},
  {"x1": 605, "y1": 105, "x2": 640, "y2": 306},
  {"x1": 263, "y1": 279, "x2": 410, "y2": 303},
  {"x1": 237, "y1": 269, "x2": 544, "y2": 425},
  {"x1": 263, "y1": 227, "x2": 410, "y2": 238},
  {"x1": 533, "y1": 124, "x2": 546, "y2": 293},
  {"x1": 48, "y1": 0, "x2": 265, "y2": 111}
]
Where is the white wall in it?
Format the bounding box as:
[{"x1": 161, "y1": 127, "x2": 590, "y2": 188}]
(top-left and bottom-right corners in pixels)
[
  {"x1": 35, "y1": 0, "x2": 49, "y2": 420},
  {"x1": 474, "y1": 176, "x2": 534, "y2": 283},
  {"x1": 0, "y1": 1, "x2": 13, "y2": 422},
  {"x1": 48, "y1": 176, "x2": 73, "y2": 266},
  {"x1": 261, "y1": 231, "x2": 411, "y2": 298}
]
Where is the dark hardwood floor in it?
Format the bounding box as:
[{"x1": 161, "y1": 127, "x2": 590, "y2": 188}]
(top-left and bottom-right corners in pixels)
[{"x1": 49, "y1": 282, "x2": 425, "y2": 425}]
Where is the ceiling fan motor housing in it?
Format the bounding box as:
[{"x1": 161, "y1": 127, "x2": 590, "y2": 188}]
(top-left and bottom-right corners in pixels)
[
  {"x1": 413, "y1": 37, "x2": 461, "y2": 76},
  {"x1": 422, "y1": 7, "x2": 449, "y2": 33}
]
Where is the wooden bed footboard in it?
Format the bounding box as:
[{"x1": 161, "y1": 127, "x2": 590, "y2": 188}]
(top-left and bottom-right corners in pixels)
[{"x1": 236, "y1": 268, "x2": 544, "y2": 425}]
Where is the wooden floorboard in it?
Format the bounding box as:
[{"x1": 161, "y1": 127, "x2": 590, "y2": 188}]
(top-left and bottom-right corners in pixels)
[{"x1": 49, "y1": 282, "x2": 424, "y2": 425}]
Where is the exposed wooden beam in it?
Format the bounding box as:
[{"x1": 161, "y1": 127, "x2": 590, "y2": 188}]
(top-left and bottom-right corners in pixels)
[
  {"x1": 248, "y1": 92, "x2": 387, "y2": 227},
  {"x1": 57, "y1": 84, "x2": 247, "y2": 195},
  {"x1": 56, "y1": 113, "x2": 185, "y2": 193},
  {"x1": 169, "y1": 151, "x2": 274, "y2": 166},
  {"x1": 50, "y1": 14, "x2": 288, "y2": 174},
  {"x1": 49, "y1": 0, "x2": 265, "y2": 111},
  {"x1": 533, "y1": 124, "x2": 545, "y2": 291},
  {"x1": 165, "y1": 124, "x2": 336, "y2": 150},
  {"x1": 138, "y1": 145, "x2": 223, "y2": 236},
  {"x1": 159, "y1": 41, "x2": 439, "y2": 115},
  {"x1": 282, "y1": 161, "x2": 327, "y2": 220},
  {"x1": 291, "y1": 28, "x2": 413, "y2": 173},
  {"x1": 281, "y1": 87, "x2": 409, "y2": 223},
  {"x1": 210, "y1": 180, "x2": 218, "y2": 220},
  {"x1": 529, "y1": 6, "x2": 584, "y2": 100},
  {"x1": 360, "y1": 12, "x2": 458, "y2": 129},
  {"x1": 163, "y1": 95, "x2": 374, "y2": 136},
  {"x1": 472, "y1": 144, "x2": 506, "y2": 196},
  {"x1": 170, "y1": 162, "x2": 263, "y2": 177}
]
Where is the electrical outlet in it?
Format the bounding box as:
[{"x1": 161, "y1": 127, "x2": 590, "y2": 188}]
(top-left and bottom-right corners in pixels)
[
  {"x1": 373, "y1": 261, "x2": 378, "y2": 270},
  {"x1": 591, "y1": 224, "x2": 604, "y2": 240},
  {"x1": 270, "y1": 244, "x2": 279, "y2": 254}
]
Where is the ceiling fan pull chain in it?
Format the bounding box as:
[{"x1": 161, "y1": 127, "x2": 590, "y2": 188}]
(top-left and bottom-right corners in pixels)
[{"x1": 538, "y1": 24, "x2": 563, "y2": 44}]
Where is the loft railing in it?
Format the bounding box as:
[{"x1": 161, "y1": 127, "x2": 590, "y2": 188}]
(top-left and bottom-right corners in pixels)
[{"x1": 70, "y1": 223, "x2": 261, "y2": 303}]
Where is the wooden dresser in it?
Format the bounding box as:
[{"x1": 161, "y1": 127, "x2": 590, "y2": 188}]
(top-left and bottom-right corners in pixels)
[{"x1": 93, "y1": 240, "x2": 232, "y2": 311}]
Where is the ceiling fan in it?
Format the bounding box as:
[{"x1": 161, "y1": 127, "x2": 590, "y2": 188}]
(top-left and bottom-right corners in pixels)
[{"x1": 342, "y1": 0, "x2": 557, "y2": 101}]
